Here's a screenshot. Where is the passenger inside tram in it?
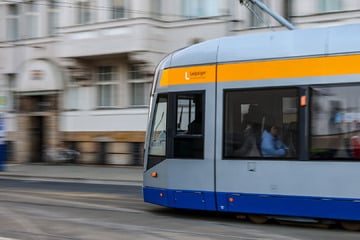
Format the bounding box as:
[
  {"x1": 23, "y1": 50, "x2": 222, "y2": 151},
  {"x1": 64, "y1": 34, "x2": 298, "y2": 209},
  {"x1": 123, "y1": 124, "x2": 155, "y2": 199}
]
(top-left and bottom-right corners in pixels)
[
  {"x1": 261, "y1": 120, "x2": 289, "y2": 158},
  {"x1": 235, "y1": 105, "x2": 263, "y2": 157}
]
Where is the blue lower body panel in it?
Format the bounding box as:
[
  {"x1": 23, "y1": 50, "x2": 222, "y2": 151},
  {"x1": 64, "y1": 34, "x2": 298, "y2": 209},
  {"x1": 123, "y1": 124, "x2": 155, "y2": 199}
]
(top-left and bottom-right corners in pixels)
[
  {"x1": 144, "y1": 187, "x2": 360, "y2": 221},
  {"x1": 143, "y1": 187, "x2": 216, "y2": 211},
  {"x1": 217, "y1": 192, "x2": 360, "y2": 221}
]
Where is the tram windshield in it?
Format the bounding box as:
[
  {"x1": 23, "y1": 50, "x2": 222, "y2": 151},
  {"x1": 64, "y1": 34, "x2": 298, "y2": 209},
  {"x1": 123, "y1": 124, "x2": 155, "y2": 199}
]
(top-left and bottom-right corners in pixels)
[{"x1": 148, "y1": 95, "x2": 167, "y2": 157}]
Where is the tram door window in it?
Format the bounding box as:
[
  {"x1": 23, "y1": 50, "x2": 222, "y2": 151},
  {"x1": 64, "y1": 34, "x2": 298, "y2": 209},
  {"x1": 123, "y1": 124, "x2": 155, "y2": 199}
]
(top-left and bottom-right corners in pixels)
[
  {"x1": 310, "y1": 85, "x2": 360, "y2": 160},
  {"x1": 173, "y1": 93, "x2": 204, "y2": 159},
  {"x1": 223, "y1": 88, "x2": 298, "y2": 159},
  {"x1": 147, "y1": 94, "x2": 167, "y2": 169}
]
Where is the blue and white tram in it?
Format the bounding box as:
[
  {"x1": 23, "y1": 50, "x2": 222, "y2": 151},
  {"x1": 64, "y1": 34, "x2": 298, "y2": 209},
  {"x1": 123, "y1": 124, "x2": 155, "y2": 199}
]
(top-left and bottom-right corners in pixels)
[{"x1": 143, "y1": 24, "x2": 360, "y2": 230}]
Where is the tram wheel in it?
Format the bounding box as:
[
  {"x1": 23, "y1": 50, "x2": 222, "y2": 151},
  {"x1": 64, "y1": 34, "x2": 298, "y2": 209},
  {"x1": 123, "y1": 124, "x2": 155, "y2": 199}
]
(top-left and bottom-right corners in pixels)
[
  {"x1": 248, "y1": 214, "x2": 269, "y2": 224},
  {"x1": 340, "y1": 221, "x2": 360, "y2": 231}
]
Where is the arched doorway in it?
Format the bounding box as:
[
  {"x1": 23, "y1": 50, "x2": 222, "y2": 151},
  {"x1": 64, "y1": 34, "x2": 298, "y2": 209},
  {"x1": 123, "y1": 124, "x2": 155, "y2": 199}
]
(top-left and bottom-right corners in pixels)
[{"x1": 15, "y1": 59, "x2": 64, "y2": 163}]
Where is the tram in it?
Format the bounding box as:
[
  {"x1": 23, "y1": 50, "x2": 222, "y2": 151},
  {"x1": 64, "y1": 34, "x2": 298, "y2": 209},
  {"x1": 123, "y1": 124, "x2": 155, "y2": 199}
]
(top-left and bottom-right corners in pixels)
[{"x1": 143, "y1": 24, "x2": 360, "y2": 230}]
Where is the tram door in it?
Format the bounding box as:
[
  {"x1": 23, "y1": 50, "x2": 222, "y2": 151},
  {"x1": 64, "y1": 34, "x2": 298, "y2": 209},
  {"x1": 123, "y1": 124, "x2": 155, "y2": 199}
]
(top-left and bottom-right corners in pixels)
[{"x1": 144, "y1": 88, "x2": 217, "y2": 211}]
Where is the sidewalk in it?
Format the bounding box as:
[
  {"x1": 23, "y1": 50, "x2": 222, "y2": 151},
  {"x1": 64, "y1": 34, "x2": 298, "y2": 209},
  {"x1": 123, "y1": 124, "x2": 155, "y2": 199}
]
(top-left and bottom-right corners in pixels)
[{"x1": 0, "y1": 163, "x2": 143, "y2": 185}]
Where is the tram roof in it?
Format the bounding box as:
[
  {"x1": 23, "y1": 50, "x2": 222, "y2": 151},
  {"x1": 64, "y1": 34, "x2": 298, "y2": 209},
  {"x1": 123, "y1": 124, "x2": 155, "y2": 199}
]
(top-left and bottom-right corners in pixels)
[{"x1": 169, "y1": 24, "x2": 360, "y2": 68}]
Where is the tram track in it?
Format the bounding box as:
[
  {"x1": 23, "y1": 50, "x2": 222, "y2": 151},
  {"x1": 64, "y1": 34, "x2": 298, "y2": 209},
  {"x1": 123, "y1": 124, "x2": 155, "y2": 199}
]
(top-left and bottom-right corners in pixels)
[
  {"x1": 0, "y1": 190, "x2": 302, "y2": 240},
  {"x1": 1, "y1": 180, "x2": 358, "y2": 239},
  {"x1": 0, "y1": 191, "x2": 144, "y2": 214}
]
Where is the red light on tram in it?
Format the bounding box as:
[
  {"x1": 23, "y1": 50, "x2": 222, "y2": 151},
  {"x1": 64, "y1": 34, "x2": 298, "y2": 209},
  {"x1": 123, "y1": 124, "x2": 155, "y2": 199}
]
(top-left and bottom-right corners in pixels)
[
  {"x1": 228, "y1": 197, "x2": 235, "y2": 203},
  {"x1": 300, "y1": 95, "x2": 307, "y2": 107},
  {"x1": 151, "y1": 172, "x2": 158, "y2": 177},
  {"x1": 160, "y1": 193, "x2": 163, "y2": 197}
]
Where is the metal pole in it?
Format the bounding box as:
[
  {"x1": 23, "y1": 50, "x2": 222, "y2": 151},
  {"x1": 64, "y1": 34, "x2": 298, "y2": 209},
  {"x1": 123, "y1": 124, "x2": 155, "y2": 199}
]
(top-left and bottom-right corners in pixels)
[{"x1": 240, "y1": 0, "x2": 296, "y2": 30}]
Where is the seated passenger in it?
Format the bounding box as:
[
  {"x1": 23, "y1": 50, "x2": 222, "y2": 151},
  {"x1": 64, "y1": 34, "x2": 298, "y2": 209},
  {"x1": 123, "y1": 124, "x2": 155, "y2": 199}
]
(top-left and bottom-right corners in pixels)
[
  {"x1": 261, "y1": 124, "x2": 288, "y2": 157},
  {"x1": 235, "y1": 124, "x2": 261, "y2": 157},
  {"x1": 188, "y1": 118, "x2": 202, "y2": 134},
  {"x1": 235, "y1": 104, "x2": 263, "y2": 157},
  {"x1": 188, "y1": 95, "x2": 203, "y2": 134}
]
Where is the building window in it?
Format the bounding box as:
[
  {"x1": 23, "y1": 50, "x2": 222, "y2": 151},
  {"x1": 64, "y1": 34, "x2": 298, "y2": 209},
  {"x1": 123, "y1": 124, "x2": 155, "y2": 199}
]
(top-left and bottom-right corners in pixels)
[
  {"x1": 319, "y1": 0, "x2": 342, "y2": 12},
  {"x1": 129, "y1": 83, "x2": 145, "y2": 106},
  {"x1": 111, "y1": 0, "x2": 127, "y2": 19},
  {"x1": 25, "y1": 1, "x2": 39, "y2": 38},
  {"x1": 223, "y1": 88, "x2": 298, "y2": 159},
  {"x1": 6, "y1": 4, "x2": 19, "y2": 41},
  {"x1": 96, "y1": 66, "x2": 117, "y2": 108},
  {"x1": 310, "y1": 85, "x2": 360, "y2": 160},
  {"x1": 0, "y1": 74, "x2": 16, "y2": 112},
  {"x1": 128, "y1": 64, "x2": 151, "y2": 106},
  {"x1": 48, "y1": 0, "x2": 59, "y2": 35},
  {"x1": 182, "y1": 0, "x2": 219, "y2": 19},
  {"x1": 8, "y1": 74, "x2": 16, "y2": 111},
  {"x1": 65, "y1": 78, "x2": 80, "y2": 110},
  {"x1": 77, "y1": 0, "x2": 93, "y2": 24},
  {"x1": 150, "y1": 0, "x2": 162, "y2": 19}
]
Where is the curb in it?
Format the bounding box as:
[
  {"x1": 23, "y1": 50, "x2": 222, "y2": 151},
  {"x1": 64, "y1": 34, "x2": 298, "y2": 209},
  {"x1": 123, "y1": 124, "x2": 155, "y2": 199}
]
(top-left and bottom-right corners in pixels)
[{"x1": 0, "y1": 175, "x2": 143, "y2": 186}]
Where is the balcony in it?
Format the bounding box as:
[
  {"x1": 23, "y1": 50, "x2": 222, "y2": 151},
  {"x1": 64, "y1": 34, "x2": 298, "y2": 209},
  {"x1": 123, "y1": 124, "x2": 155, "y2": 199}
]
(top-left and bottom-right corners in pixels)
[
  {"x1": 55, "y1": 17, "x2": 228, "y2": 59},
  {"x1": 56, "y1": 18, "x2": 166, "y2": 58}
]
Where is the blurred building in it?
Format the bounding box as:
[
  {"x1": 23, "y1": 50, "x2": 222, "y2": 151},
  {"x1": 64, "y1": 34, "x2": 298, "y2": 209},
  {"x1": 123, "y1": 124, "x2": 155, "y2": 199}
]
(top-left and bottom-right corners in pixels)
[{"x1": 0, "y1": 0, "x2": 360, "y2": 165}]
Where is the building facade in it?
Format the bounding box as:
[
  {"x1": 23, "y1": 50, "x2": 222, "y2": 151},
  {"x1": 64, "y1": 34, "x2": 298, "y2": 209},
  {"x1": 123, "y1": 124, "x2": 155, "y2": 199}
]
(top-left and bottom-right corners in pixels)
[{"x1": 0, "y1": 0, "x2": 360, "y2": 165}]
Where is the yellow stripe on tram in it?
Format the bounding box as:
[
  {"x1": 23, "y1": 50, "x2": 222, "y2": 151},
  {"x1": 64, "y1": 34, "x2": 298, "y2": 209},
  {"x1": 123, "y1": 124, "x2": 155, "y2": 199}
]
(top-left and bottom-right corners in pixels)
[
  {"x1": 218, "y1": 54, "x2": 360, "y2": 82},
  {"x1": 159, "y1": 54, "x2": 360, "y2": 87}
]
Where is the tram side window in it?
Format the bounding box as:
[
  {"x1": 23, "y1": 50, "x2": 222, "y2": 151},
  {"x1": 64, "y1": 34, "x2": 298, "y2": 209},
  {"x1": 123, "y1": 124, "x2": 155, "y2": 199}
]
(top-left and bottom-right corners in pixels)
[
  {"x1": 173, "y1": 93, "x2": 204, "y2": 159},
  {"x1": 147, "y1": 95, "x2": 167, "y2": 169},
  {"x1": 223, "y1": 88, "x2": 298, "y2": 159},
  {"x1": 310, "y1": 85, "x2": 360, "y2": 160}
]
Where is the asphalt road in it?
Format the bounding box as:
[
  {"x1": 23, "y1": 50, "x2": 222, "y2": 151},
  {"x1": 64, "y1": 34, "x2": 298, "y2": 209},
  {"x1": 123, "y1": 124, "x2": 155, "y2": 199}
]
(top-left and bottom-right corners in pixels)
[{"x1": 0, "y1": 179, "x2": 359, "y2": 240}]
